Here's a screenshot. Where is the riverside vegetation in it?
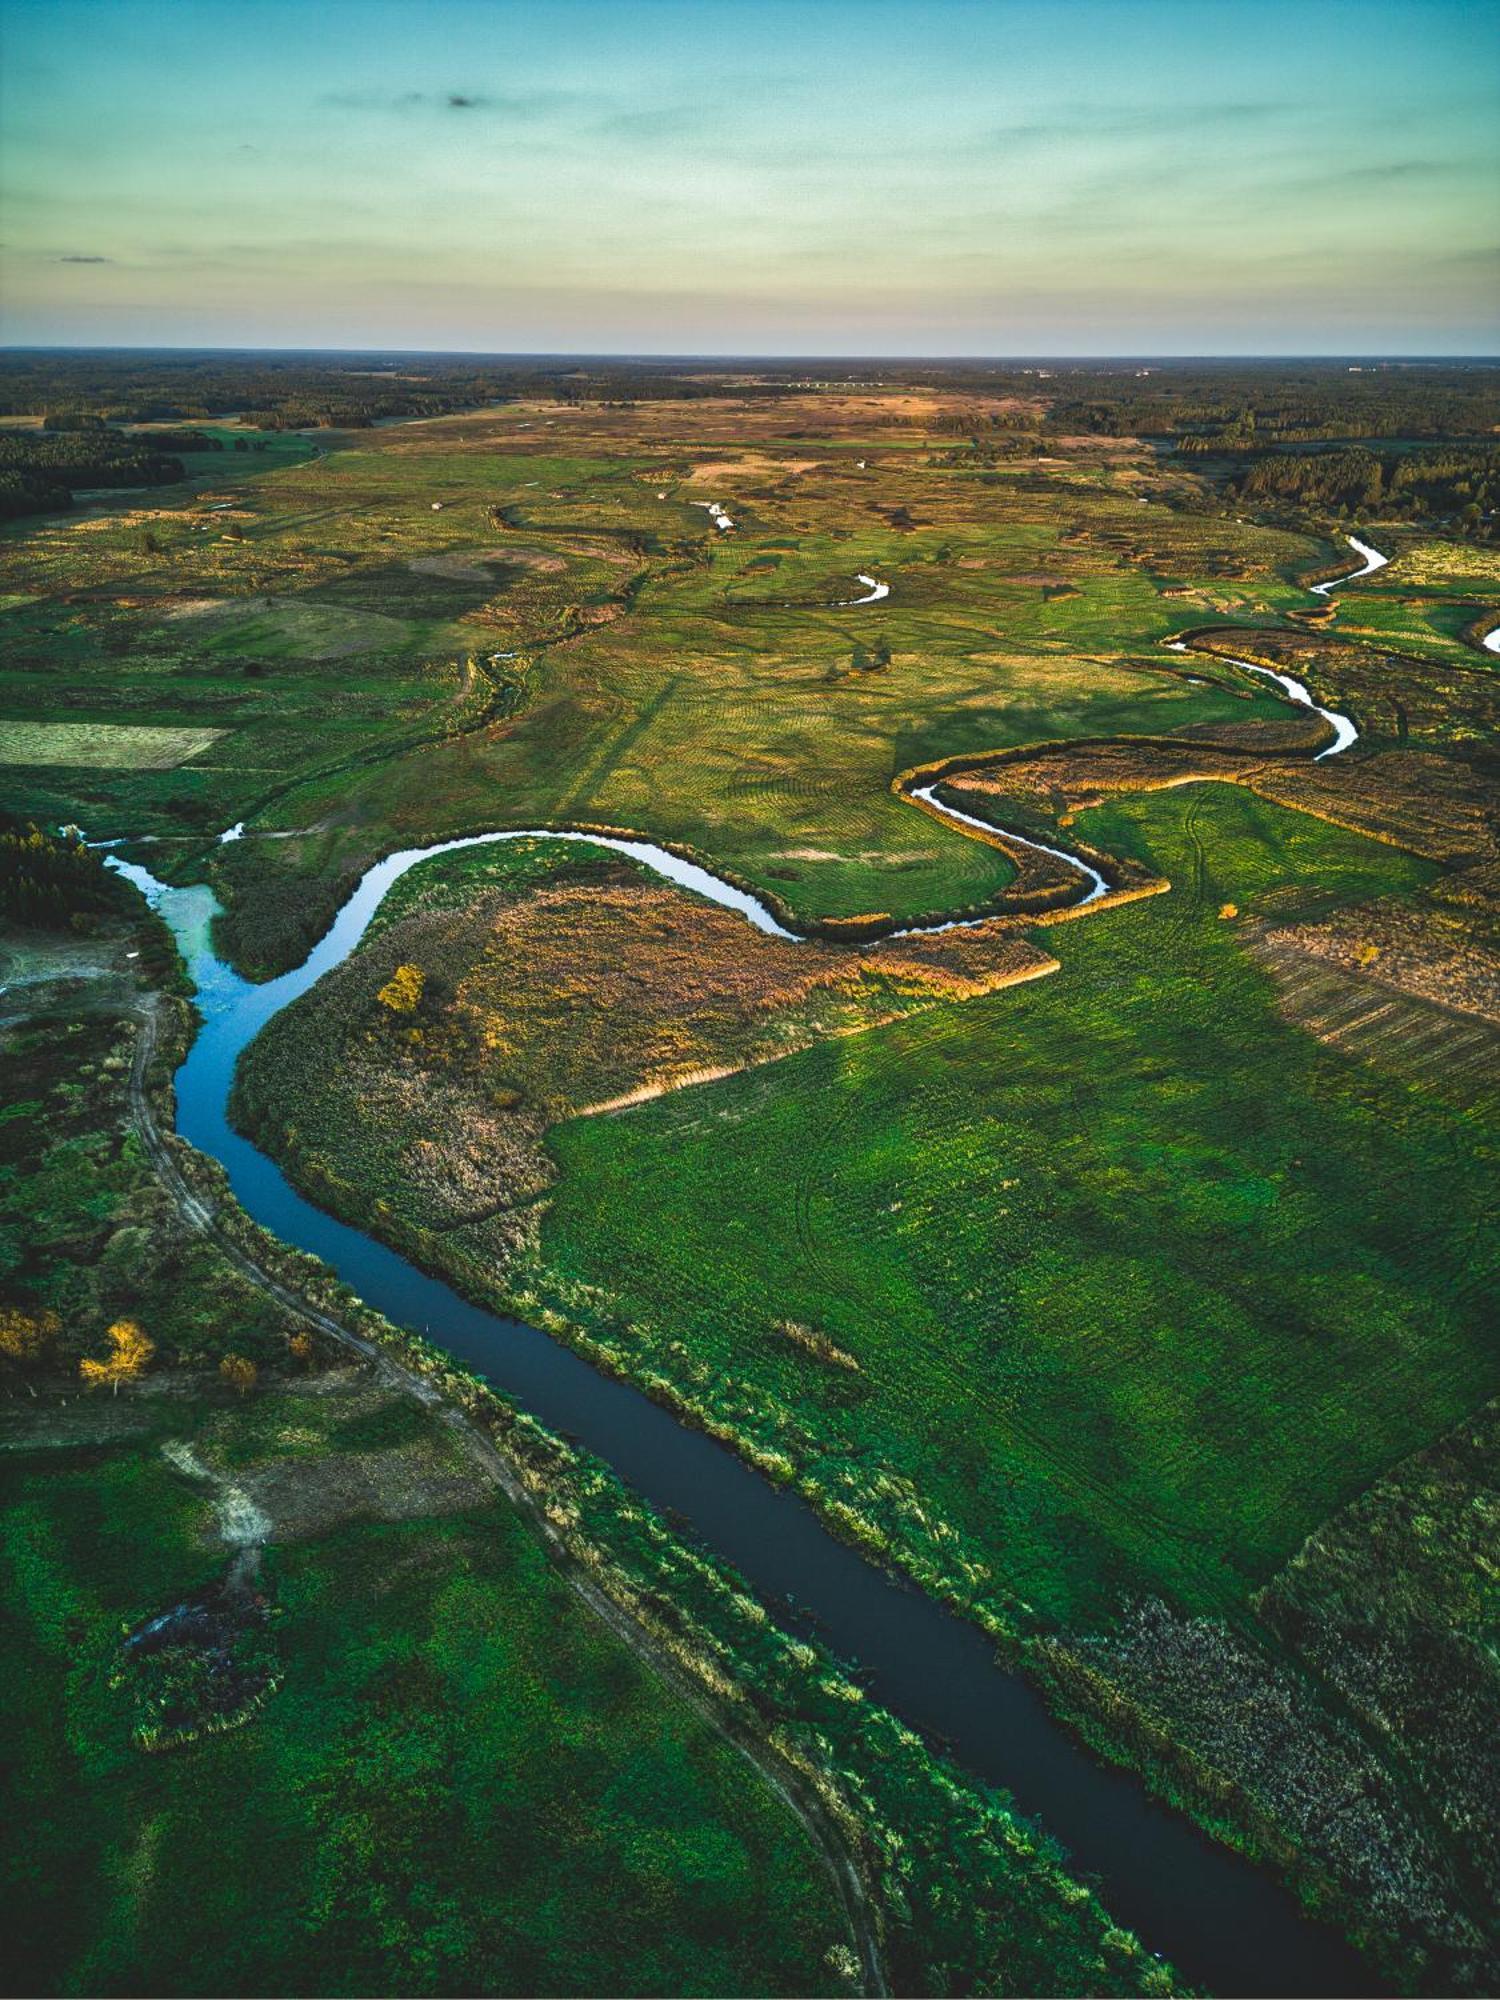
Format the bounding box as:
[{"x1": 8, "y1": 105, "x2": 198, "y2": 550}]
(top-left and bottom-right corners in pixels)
[
  {"x1": 3, "y1": 355, "x2": 1498, "y2": 1994},
  {"x1": 1, "y1": 895, "x2": 1179, "y2": 1998}
]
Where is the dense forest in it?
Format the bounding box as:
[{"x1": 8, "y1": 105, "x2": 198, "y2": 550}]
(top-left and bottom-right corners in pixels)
[
  {"x1": 1044, "y1": 364, "x2": 1500, "y2": 443},
  {"x1": 1228, "y1": 444, "x2": 1500, "y2": 533},
  {"x1": 0, "y1": 428, "x2": 213, "y2": 519},
  {"x1": 0, "y1": 351, "x2": 799, "y2": 431},
  {"x1": 0, "y1": 820, "x2": 127, "y2": 928}
]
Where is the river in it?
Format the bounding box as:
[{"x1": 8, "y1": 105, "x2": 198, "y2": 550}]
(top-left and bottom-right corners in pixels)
[
  {"x1": 99, "y1": 528, "x2": 1403, "y2": 1996},
  {"x1": 108, "y1": 814, "x2": 1374, "y2": 1996}
]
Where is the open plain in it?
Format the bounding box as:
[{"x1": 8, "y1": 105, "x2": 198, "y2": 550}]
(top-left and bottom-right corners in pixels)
[{"x1": 4, "y1": 357, "x2": 1498, "y2": 1997}]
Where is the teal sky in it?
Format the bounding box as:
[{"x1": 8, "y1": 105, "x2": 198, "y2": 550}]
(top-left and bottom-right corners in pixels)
[{"x1": 2, "y1": 0, "x2": 1496, "y2": 353}]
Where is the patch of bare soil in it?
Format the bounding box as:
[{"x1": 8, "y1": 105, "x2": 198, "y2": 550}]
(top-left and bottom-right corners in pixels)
[
  {"x1": 1257, "y1": 884, "x2": 1500, "y2": 1028},
  {"x1": 243, "y1": 1440, "x2": 491, "y2": 1541},
  {"x1": 683, "y1": 456, "x2": 818, "y2": 483},
  {"x1": 407, "y1": 546, "x2": 564, "y2": 581},
  {"x1": 1246, "y1": 930, "x2": 1500, "y2": 1116}
]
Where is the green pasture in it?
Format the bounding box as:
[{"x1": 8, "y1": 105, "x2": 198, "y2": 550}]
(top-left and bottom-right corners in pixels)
[
  {"x1": 192, "y1": 466, "x2": 1331, "y2": 967},
  {"x1": 1, "y1": 1411, "x2": 842, "y2": 1998},
  {"x1": 531, "y1": 785, "x2": 1494, "y2": 1629},
  {"x1": 1, "y1": 410, "x2": 1360, "y2": 969}
]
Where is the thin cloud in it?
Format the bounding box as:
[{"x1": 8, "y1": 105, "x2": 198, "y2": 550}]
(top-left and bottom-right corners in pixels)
[
  {"x1": 989, "y1": 100, "x2": 1282, "y2": 144},
  {"x1": 58, "y1": 253, "x2": 111, "y2": 263},
  {"x1": 321, "y1": 87, "x2": 575, "y2": 116}
]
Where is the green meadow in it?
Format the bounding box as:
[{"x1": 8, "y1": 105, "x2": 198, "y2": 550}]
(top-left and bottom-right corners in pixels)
[
  {"x1": 497, "y1": 786, "x2": 1490, "y2": 1628},
  {"x1": 2, "y1": 1426, "x2": 844, "y2": 1998}
]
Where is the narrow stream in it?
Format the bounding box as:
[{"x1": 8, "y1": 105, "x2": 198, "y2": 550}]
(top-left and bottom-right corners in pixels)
[
  {"x1": 1170, "y1": 532, "x2": 1385, "y2": 759},
  {"x1": 109, "y1": 820, "x2": 1375, "y2": 1997}
]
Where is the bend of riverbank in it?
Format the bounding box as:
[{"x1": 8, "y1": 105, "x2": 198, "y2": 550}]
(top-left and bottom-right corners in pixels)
[
  {"x1": 1163, "y1": 533, "x2": 1383, "y2": 761},
  {"x1": 1310, "y1": 532, "x2": 1390, "y2": 597},
  {"x1": 104, "y1": 822, "x2": 1380, "y2": 1998},
  {"x1": 91, "y1": 527, "x2": 1411, "y2": 1997}
]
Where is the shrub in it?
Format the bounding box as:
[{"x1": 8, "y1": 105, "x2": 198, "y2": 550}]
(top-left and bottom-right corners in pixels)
[
  {"x1": 0, "y1": 1304, "x2": 61, "y2": 1366},
  {"x1": 376, "y1": 963, "x2": 425, "y2": 1015}
]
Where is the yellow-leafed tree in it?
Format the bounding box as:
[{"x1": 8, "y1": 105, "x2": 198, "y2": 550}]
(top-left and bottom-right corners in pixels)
[
  {"x1": 219, "y1": 1353, "x2": 258, "y2": 1396},
  {"x1": 0, "y1": 1305, "x2": 61, "y2": 1365},
  {"x1": 80, "y1": 1318, "x2": 155, "y2": 1391},
  {"x1": 377, "y1": 963, "x2": 425, "y2": 1015}
]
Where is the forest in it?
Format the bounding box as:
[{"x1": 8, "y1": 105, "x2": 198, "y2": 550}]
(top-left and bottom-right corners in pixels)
[{"x1": 0, "y1": 428, "x2": 201, "y2": 519}]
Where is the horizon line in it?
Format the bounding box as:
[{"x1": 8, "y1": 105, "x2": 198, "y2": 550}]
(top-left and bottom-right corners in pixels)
[{"x1": 3, "y1": 344, "x2": 1498, "y2": 365}]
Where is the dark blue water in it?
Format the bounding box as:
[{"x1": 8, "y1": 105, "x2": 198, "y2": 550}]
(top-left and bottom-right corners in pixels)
[{"x1": 121, "y1": 847, "x2": 1378, "y2": 1999}]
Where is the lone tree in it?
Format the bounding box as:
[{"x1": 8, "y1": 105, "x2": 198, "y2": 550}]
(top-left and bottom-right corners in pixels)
[
  {"x1": 219, "y1": 1353, "x2": 258, "y2": 1396},
  {"x1": 80, "y1": 1318, "x2": 155, "y2": 1393}
]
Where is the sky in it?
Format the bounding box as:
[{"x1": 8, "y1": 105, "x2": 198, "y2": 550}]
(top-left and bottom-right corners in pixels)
[{"x1": 1, "y1": 0, "x2": 1497, "y2": 355}]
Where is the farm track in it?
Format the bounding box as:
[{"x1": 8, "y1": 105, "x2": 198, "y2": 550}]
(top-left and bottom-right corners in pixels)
[{"x1": 0, "y1": 985, "x2": 889, "y2": 2000}]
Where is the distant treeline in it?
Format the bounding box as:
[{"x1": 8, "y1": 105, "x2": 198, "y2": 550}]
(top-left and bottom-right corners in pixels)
[
  {"x1": 1226, "y1": 444, "x2": 1500, "y2": 533},
  {"x1": 0, "y1": 428, "x2": 209, "y2": 520},
  {"x1": 1045, "y1": 365, "x2": 1500, "y2": 444},
  {"x1": 0, "y1": 352, "x2": 801, "y2": 431},
  {"x1": 3, "y1": 351, "x2": 1495, "y2": 440}
]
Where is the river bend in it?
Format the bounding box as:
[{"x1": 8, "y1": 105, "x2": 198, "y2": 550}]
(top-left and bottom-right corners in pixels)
[{"x1": 97, "y1": 532, "x2": 1399, "y2": 1997}]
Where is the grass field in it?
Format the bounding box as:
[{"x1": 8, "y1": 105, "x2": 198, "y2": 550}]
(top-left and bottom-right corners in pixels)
[
  {"x1": 2, "y1": 1005, "x2": 1178, "y2": 2000},
  {"x1": 0, "y1": 1012, "x2": 845, "y2": 1997},
  {"x1": 247, "y1": 783, "x2": 1494, "y2": 1633},
  {"x1": 2, "y1": 1398, "x2": 846, "y2": 1999},
  {"x1": 8, "y1": 379, "x2": 1499, "y2": 1988},
  {"x1": 0, "y1": 720, "x2": 226, "y2": 768},
  {"x1": 1, "y1": 397, "x2": 1351, "y2": 973}
]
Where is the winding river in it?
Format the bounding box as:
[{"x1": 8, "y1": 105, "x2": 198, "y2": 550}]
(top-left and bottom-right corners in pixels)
[
  {"x1": 1310, "y1": 533, "x2": 1389, "y2": 597},
  {"x1": 100, "y1": 533, "x2": 1397, "y2": 1998},
  {"x1": 1166, "y1": 532, "x2": 1379, "y2": 760}
]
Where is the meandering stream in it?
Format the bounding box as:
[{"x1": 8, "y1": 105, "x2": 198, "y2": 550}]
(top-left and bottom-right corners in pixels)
[
  {"x1": 1167, "y1": 533, "x2": 1381, "y2": 760},
  {"x1": 99, "y1": 533, "x2": 1399, "y2": 1997}
]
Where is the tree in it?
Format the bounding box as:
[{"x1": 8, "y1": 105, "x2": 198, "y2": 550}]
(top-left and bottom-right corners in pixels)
[
  {"x1": 219, "y1": 1353, "x2": 258, "y2": 1396},
  {"x1": 80, "y1": 1318, "x2": 154, "y2": 1391},
  {"x1": 377, "y1": 963, "x2": 425, "y2": 1015},
  {"x1": 0, "y1": 1305, "x2": 61, "y2": 1366},
  {"x1": 288, "y1": 1331, "x2": 315, "y2": 1368}
]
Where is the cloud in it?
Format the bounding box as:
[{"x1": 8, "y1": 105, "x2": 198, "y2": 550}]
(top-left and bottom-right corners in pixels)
[
  {"x1": 1279, "y1": 157, "x2": 1461, "y2": 195},
  {"x1": 988, "y1": 100, "x2": 1281, "y2": 145},
  {"x1": 321, "y1": 87, "x2": 573, "y2": 117},
  {"x1": 58, "y1": 253, "x2": 111, "y2": 263},
  {"x1": 1341, "y1": 159, "x2": 1453, "y2": 183}
]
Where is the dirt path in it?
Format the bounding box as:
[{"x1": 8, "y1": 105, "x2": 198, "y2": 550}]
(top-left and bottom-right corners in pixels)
[{"x1": 1, "y1": 982, "x2": 888, "y2": 1998}]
